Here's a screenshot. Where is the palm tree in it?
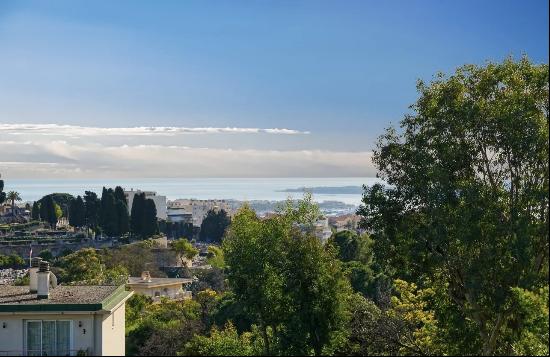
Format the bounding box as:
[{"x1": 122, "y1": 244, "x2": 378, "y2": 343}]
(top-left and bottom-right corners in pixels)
[{"x1": 7, "y1": 191, "x2": 21, "y2": 218}]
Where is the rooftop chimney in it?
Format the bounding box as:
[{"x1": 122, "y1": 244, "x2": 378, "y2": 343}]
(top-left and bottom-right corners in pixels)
[
  {"x1": 37, "y1": 261, "x2": 51, "y2": 299},
  {"x1": 29, "y1": 257, "x2": 43, "y2": 293},
  {"x1": 141, "y1": 271, "x2": 152, "y2": 282}
]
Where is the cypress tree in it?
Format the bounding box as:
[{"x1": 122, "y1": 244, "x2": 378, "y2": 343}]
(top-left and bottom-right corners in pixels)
[
  {"x1": 141, "y1": 198, "x2": 158, "y2": 238},
  {"x1": 116, "y1": 200, "x2": 130, "y2": 236},
  {"x1": 69, "y1": 196, "x2": 86, "y2": 229},
  {"x1": 40, "y1": 195, "x2": 57, "y2": 229},
  {"x1": 130, "y1": 192, "x2": 146, "y2": 238},
  {"x1": 100, "y1": 188, "x2": 118, "y2": 236},
  {"x1": 31, "y1": 201, "x2": 40, "y2": 221},
  {"x1": 114, "y1": 186, "x2": 127, "y2": 206},
  {"x1": 84, "y1": 191, "x2": 100, "y2": 232},
  {"x1": 0, "y1": 178, "x2": 6, "y2": 205}
]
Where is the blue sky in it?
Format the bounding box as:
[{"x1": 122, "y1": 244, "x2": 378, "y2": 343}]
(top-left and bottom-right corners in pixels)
[{"x1": 0, "y1": 0, "x2": 548, "y2": 178}]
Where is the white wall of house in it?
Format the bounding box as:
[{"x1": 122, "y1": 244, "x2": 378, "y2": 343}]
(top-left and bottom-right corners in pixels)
[
  {"x1": 129, "y1": 283, "x2": 185, "y2": 300},
  {"x1": 100, "y1": 303, "x2": 126, "y2": 356},
  {"x1": 0, "y1": 306, "x2": 126, "y2": 356}
]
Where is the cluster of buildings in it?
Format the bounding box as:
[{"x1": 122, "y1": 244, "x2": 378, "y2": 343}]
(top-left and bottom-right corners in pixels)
[
  {"x1": 0, "y1": 204, "x2": 30, "y2": 224},
  {"x1": 167, "y1": 199, "x2": 232, "y2": 226},
  {"x1": 123, "y1": 189, "x2": 233, "y2": 227}
]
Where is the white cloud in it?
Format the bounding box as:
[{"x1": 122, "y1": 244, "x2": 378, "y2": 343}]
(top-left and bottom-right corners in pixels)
[
  {"x1": 0, "y1": 123, "x2": 310, "y2": 137},
  {"x1": 0, "y1": 140, "x2": 375, "y2": 178}
]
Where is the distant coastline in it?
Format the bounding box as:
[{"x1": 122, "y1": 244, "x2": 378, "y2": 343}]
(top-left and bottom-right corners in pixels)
[{"x1": 278, "y1": 186, "x2": 363, "y2": 194}]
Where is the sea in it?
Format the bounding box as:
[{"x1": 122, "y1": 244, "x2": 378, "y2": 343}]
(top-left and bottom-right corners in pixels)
[{"x1": 6, "y1": 177, "x2": 383, "y2": 206}]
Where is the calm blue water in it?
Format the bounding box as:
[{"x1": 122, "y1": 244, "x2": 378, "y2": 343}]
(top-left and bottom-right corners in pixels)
[{"x1": 5, "y1": 178, "x2": 382, "y2": 205}]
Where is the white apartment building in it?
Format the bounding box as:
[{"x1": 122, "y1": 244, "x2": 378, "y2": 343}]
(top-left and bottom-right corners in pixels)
[
  {"x1": 167, "y1": 199, "x2": 232, "y2": 226},
  {"x1": 124, "y1": 189, "x2": 167, "y2": 220},
  {"x1": 166, "y1": 207, "x2": 193, "y2": 224}
]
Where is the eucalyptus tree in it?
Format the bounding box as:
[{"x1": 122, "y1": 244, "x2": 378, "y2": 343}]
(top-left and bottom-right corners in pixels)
[{"x1": 358, "y1": 57, "x2": 549, "y2": 355}]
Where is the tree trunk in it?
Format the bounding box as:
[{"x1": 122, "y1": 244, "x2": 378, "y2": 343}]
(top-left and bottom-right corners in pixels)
[{"x1": 481, "y1": 313, "x2": 505, "y2": 356}]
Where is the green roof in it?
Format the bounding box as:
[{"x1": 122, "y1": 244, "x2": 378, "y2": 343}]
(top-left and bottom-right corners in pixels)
[{"x1": 0, "y1": 285, "x2": 132, "y2": 313}]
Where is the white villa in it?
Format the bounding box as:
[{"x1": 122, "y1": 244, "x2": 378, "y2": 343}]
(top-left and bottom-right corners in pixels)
[{"x1": 0, "y1": 260, "x2": 133, "y2": 356}]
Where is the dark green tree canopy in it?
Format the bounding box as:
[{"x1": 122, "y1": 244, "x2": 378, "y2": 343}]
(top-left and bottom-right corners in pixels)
[
  {"x1": 31, "y1": 201, "x2": 40, "y2": 221},
  {"x1": 199, "y1": 209, "x2": 231, "y2": 243},
  {"x1": 38, "y1": 193, "x2": 74, "y2": 217},
  {"x1": 84, "y1": 191, "x2": 100, "y2": 231},
  {"x1": 69, "y1": 195, "x2": 86, "y2": 228},
  {"x1": 114, "y1": 186, "x2": 127, "y2": 205},
  {"x1": 0, "y1": 178, "x2": 6, "y2": 205},
  {"x1": 39, "y1": 195, "x2": 58, "y2": 228}
]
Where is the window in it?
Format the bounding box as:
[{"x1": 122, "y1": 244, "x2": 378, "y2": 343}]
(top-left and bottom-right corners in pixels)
[{"x1": 25, "y1": 320, "x2": 72, "y2": 356}]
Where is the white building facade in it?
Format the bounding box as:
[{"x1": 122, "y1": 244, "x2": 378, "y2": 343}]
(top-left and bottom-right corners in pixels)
[
  {"x1": 124, "y1": 189, "x2": 167, "y2": 220},
  {"x1": 167, "y1": 199, "x2": 231, "y2": 226}
]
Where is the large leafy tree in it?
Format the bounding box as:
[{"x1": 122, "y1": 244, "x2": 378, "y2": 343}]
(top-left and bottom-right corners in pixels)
[
  {"x1": 224, "y1": 197, "x2": 352, "y2": 355},
  {"x1": 358, "y1": 57, "x2": 549, "y2": 355}
]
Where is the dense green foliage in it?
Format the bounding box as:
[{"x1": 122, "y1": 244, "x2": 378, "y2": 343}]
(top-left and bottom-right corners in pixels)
[
  {"x1": 358, "y1": 57, "x2": 549, "y2": 355},
  {"x1": 0, "y1": 253, "x2": 25, "y2": 268},
  {"x1": 223, "y1": 197, "x2": 351, "y2": 355},
  {"x1": 199, "y1": 209, "x2": 231, "y2": 243},
  {"x1": 55, "y1": 248, "x2": 129, "y2": 285},
  {"x1": 172, "y1": 238, "x2": 199, "y2": 266}
]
